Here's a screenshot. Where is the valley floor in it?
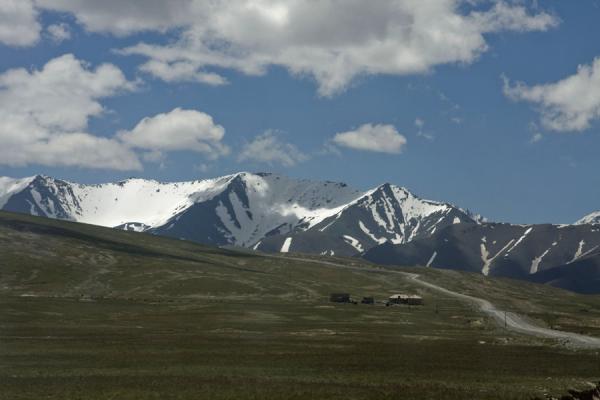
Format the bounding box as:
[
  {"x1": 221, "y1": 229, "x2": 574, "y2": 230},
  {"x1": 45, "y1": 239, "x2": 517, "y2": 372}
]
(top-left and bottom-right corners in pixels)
[
  {"x1": 3, "y1": 294, "x2": 600, "y2": 400},
  {"x1": 1, "y1": 211, "x2": 600, "y2": 399}
]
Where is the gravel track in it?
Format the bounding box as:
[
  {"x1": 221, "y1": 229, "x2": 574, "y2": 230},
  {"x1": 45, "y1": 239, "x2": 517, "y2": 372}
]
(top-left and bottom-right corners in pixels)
[{"x1": 281, "y1": 255, "x2": 600, "y2": 349}]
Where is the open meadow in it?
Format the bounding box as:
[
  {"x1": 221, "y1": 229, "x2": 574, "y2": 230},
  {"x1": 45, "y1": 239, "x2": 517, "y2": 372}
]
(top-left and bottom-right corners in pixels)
[{"x1": 1, "y1": 211, "x2": 599, "y2": 400}]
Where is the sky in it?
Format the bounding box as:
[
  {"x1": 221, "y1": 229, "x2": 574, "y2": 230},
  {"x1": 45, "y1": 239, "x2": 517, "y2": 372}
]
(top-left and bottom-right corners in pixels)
[{"x1": 0, "y1": 0, "x2": 599, "y2": 224}]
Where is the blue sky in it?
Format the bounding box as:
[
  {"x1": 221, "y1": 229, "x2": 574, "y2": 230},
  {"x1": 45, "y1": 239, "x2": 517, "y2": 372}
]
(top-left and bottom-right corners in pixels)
[{"x1": 0, "y1": 1, "x2": 599, "y2": 224}]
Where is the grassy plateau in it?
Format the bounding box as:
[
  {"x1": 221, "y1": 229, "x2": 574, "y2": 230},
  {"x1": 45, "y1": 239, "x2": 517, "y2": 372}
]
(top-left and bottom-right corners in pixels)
[{"x1": 0, "y1": 211, "x2": 599, "y2": 399}]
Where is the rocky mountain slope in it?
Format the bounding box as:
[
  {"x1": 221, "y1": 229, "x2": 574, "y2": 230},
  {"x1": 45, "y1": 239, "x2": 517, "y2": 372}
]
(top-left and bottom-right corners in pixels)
[{"x1": 363, "y1": 222, "x2": 600, "y2": 293}]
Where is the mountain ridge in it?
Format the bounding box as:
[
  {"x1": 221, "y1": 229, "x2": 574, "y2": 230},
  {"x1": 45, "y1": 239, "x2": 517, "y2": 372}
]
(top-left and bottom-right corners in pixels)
[{"x1": 0, "y1": 172, "x2": 477, "y2": 251}]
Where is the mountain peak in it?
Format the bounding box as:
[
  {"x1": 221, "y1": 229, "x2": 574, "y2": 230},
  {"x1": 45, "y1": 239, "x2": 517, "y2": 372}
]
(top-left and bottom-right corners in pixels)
[
  {"x1": 577, "y1": 211, "x2": 600, "y2": 225},
  {"x1": 372, "y1": 183, "x2": 425, "y2": 199},
  {"x1": 32, "y1": 174, "x2": 51, "y2": 182}
]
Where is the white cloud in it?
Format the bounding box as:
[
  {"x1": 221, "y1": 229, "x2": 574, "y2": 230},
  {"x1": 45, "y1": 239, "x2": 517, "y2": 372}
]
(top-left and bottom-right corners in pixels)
[
  {"x1": 194, "y1": 163, "x2": 210, "y2": 173},
  {"x1": 138, "y1": 60, "x2": 228, "y2": 85},
  {"x1": 33, "y1": 0, "x2": 558, "y2": 95},
  {"x1": 46, "y1": 22, "x2": 71, "y2": 43},
  {"x1": 0, "y1": 54, "x2": 141, "y2": 170},
  {"x1": 469, "y1": 1, "x2": 558, "y2": 32},
  {"x1": 530, "y1": 132, "x2": 543, "y2": 143},
  {"x1": 503, "y1": 58, "x2": 600, "y2": 132},
  {"x1": 0, "y1": 0, "x2": 40, "y2": 46},
  {"x1": 238, "y1": 130, "x2": 308, "y2": 167},
  {"x1": 8, "y1": 133, "x2": 143, "y2": 170},
  {"x1": 0, "y1": 53, "x2": 135, "y2": 131},
  {"x1": 141, "y1": 150, "x2": 165, "y2": 163},
  {"x1": 0, "y1": 56, "x2": 230, "y2": 170},
  {"x1": 319, "y1": 141, "x2": 342, "y2": 157},
  {"x1": 36, "y1": 0, "x2": 194, "y2": 36},
  {"x1": 118, "y1": 108, "x2": 230, "y2": 159},
  {"x1": 333, "y1": 123, "x2": 407, "y2": 154},
  {"x1": 414, "y1": 118, "x2": 434, "y2": 141}
]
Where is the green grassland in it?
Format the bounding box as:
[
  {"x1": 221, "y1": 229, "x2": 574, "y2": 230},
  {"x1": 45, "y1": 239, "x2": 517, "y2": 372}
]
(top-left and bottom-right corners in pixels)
[{"x1": 1, "y1": 211, "x2": 599, "y2": 399}]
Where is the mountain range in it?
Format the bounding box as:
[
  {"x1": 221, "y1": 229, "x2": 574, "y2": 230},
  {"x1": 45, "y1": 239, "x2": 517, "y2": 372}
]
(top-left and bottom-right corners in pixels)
[{"x1": 1, "y1": 172, "x2": 599, "y2": 293}]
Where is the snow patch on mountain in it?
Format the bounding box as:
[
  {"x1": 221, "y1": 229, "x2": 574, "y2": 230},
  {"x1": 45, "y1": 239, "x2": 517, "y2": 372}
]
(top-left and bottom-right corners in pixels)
[
  {"x1": 0, "y1": 176, "x2": 36, "y2": 208},
  {"x1": 569, "y1": 240, "x2": 585, "y2": 263},
  {"x1": 280, "y1": 237, "x2": 293, "y2": 253},
  {"x1": 530, "y1": 248, "x2": 551, "y2": 274},
  {"x1": 481, "y1": 239, "x2": 515, "y2": 276},
  {"x1": 577, "y1": 211, "x2": 600, "y2": 225},
  {"x1": 426, "y1": 251, "x2": 437, "y2": 267},
  {"x1": 359, "y1": 220, "x2": 386, "y2": 244},
  {"x1": 343, "y1": 235, "x2": 363, "y2": 252},
  {"x1": 504, "y1": 227, "x2": 533, "y2": 256}
]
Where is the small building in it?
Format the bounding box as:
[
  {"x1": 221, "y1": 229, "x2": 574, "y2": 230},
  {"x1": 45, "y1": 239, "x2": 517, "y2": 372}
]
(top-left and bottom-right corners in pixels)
[
  {"x1": 361, "y1": 296, "x2": 375, "y2": 304},
  {"x1": 407, "y1": 295, "x2": 424, "y2": 306},
  {"x1": 387, "y1": 294, "x2": 423, "y2": 306},
  {"x1": 330, "y1": 293, "x2": 351, "y2": 303},
  {"x1": 388, "y1": 294, "x2": 408, "y2": 304}
]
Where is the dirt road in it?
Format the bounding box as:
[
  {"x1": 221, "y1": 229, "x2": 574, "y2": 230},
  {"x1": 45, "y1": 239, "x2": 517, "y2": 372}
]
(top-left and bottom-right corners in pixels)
[
  {"x1": 402, "y1": 272, "x2": 600, "y2": 349},
  {"x1": 282, "y1": 255, "x2": 600, "y2": 349}
]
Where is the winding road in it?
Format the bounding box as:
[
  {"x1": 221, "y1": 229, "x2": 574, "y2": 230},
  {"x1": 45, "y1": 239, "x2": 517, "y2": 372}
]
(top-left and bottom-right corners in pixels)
[
  {"x1": 281, "y1": 255, "x2": 600, "y2": 349},
  {"x1": 402, "y1": 271, "x2": 600, "y2": 349}
]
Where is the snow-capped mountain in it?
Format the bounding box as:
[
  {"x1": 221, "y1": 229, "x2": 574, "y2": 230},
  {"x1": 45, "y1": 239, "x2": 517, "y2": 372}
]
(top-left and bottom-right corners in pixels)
[
  {"x1": 0, "y1": 174, "x2": 239, "y2": 228},
  {"x1": 576, "y1": 211, "x2": 600, "y2": 225},
  {"x1": 254, "y1": 183, "x2": 480, "y2": 256},
  {"x1": 0, "y1": 172, "x2": 475, "y2": 252}
]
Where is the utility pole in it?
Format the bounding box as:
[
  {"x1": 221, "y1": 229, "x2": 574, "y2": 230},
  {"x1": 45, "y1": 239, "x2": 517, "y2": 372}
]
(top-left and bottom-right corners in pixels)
[{"x1": 504, "y1": 311, "x2": 507, "y2": 329}]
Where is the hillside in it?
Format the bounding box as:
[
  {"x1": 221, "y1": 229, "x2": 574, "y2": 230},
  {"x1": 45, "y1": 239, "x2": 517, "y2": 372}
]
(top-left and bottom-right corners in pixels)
[
  {"x1": 363, "y1": 222, "x2": 600, "y2": 293},
  {"x1": 2, "y1": 211, "x2": 600, "y2": 399}
]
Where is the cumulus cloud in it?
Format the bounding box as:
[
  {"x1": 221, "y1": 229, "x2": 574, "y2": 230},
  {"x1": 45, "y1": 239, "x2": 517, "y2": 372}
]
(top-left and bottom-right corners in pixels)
[
  {"x1": 118, "y1": 108, "x2": 230, "y2": 159},
  {"x1": 46, "y1": 22, "x2": 71, "y2": 43},
  {"x1": 36, "y1": 0, "x2": 194, "y2": 36},
  {"x1": 0, "y1": 0, "x2": 40, "y2": 46},
  {"x1": 503, "y1": 57, "x2": 600, "y2": 132},
  {"x1": 138, "y1": 60, "x2": 228, "y2": 85},
  {"x1": 333, "y1": 123, "x2": 407, "y2": 154},
  {"x1": 238, "y1": 130, "x2": 308, "y2": 167},
  {"x1": 0, "y1": 54, "x2": 141, "y2": 170},
  {"x1": 32, "y1": 0, "x2": 558, "y2": 95},
  {"x1": 10, "y1": 133, "x2": 143, "y2": 170},
  {"x1": 469, "y1": 1, "x2": 559, "y2": 32},
  {"x1": 0, "y1": 53, "x2": 136, "y2": 130},
  {"x1": 0, "y1": 55, "x2": 231, "y2": 170}
]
